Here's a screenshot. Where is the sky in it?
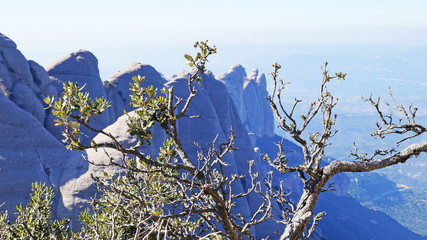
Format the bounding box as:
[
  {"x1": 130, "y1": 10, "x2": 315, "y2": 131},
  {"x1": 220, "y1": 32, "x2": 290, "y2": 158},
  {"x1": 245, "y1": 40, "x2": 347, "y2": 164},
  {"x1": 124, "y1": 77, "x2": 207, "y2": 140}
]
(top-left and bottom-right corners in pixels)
[
  {"x1": 2, "y1": 0, "x2": 427, "y2": 79},
  {"x1": 1, "y1": 0, "x2": 426, "y2": 145}
]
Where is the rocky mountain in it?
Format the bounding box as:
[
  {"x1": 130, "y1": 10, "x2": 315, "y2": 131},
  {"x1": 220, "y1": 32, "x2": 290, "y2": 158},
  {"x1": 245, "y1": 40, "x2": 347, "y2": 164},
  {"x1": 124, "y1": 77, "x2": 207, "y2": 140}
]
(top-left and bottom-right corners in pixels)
[
  {"x1": 45, "y1": 50, "x2": 111, "y2": 144},
  {"x1": 0, "y1": 33, "x2": 52, "y2": 125},
  {"x1": 218, "y1": 65, "x2": 274, "y2": 141},
  {"x1": 0, "y1": 32, "x2": 425, "y2": 239},
  {"x1": 104, "y1": 62, "x2": 167, "y2": 122}
]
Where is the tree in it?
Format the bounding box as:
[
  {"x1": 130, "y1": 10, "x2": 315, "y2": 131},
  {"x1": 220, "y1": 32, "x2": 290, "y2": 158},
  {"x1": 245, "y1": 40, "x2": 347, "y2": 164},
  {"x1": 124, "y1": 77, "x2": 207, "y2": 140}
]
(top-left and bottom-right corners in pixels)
[
  {"x1": 43, "y1": 42, "x2": 427, "y2": 239},
  {"x1": 266, "y1": 62, "x2": 426, "y2": 239},
  {"x1": 0, "y1": 183, "x2": 73, "y2": 239}
]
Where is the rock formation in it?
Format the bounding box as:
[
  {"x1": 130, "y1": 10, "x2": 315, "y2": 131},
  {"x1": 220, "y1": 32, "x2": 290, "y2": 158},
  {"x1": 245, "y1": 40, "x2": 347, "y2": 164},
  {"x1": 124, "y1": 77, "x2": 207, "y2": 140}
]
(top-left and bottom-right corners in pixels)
[
  {"x1": 217, "y1": 64, "x2": 247, "y2": 123},
  {"x1": 45, "y1": 50, "x2": 111, "y2": 144},
  {"x1": 0, "y1": 33, "x2": 49, "y2": 125},
  {"x1": 0, "y1": 94, "x2": 72, "y2": 220},
  {"x1": 104, "y1": 62, "x2": 167, "y2": 122},
  {"x1": 218, "y1": 65, "x2": 274, "y2": 141}
]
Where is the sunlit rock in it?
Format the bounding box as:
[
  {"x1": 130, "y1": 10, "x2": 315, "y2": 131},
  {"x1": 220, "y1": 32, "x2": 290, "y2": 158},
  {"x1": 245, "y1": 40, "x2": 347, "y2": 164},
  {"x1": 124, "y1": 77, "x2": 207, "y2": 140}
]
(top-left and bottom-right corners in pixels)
[
  {"x1": 104, "y1": 62, "x2": 167, "y2": 122},
  {"x1": 45, "y1": 50, "x2": 110, "y2": 144}
]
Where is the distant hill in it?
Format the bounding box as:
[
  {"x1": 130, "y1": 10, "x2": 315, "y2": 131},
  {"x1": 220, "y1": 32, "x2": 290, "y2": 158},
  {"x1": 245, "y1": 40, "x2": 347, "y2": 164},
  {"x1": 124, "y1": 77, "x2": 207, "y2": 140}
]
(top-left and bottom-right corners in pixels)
[{"x1": 348, "y1": 172, "x2": 427, "y2": 237}]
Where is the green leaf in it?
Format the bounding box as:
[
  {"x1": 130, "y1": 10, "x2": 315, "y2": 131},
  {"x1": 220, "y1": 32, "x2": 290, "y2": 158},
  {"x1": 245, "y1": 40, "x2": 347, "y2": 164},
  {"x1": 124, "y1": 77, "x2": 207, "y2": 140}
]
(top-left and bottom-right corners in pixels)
[
  {"x1": 262, "y1": 154, "x2": 269, "y2": 161},
  {"x1": 184, "y1": 54, "x2": 193, "y2": 62}
]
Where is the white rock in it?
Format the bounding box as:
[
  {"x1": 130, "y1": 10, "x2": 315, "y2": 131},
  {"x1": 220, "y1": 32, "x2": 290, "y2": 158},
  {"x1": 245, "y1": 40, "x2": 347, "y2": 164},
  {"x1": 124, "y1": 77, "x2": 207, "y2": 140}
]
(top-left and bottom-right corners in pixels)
[{"x1": 56, "y1": 111, "x2": 165, "y2": 228}]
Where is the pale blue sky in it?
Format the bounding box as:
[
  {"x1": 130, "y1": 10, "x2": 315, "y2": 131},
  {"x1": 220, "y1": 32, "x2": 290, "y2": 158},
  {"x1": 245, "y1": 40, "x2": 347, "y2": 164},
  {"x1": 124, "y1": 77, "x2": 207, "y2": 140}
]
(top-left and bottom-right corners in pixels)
[
  {"x1": 3, "y1": 0, "x2": 427, "y2": 45},
  {"x1": 2, "y1": 1, "x2": 427, "y2": 78}
]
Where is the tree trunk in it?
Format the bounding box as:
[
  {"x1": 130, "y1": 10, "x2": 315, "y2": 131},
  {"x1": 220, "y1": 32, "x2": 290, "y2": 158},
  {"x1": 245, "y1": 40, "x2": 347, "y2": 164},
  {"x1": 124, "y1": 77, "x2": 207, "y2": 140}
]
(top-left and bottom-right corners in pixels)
[
  {"x1": 280, "y1": 190, "x2": 314, "y2": 240},
  {"x1": 280, "y1": 142, "x2": 427, "y2": 239},
  {"x1": 279, "y1": 177, "x2": 328, "y2": 240}
]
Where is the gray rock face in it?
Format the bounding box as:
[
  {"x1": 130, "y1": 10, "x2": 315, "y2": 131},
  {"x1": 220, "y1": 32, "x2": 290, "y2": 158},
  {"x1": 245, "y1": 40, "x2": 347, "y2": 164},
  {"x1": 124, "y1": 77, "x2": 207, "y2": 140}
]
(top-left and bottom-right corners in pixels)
[
  {"x1": 0, "y1": 95, "x2": 71, "y2": 220},
  {"x1": 217, "y1": 64, "x2": 247, "y2": 126},
  {"x1": 104, "y1": 62, "x2": 167, "y2": 122},
  {"x1": 1, "y1": 48, "x2": 34, "y2": 85},
  {"x1": 198, "y1": 72, "x2": 281, "y2": 236},
  {"x1": 28, "y1": 60, "x2": 51, "y2": 94},
  {"x1": 0, "y1": 52, "x2": 15, "y2": 95},
  {"x1": 166, "y1": 75, "x2": 257, "y2": 235},
  {"x1": 11, "y1": 82, "x2": 46, "y2": 123},
  {"x1": 243, "y1": 68, "x2": 274, "y2": 137},
  {"x1": 0, "y1": 33, "x2": 49, "y2": 125},
  {"x1": 0, "y1": 43, "x2": 105, "y2": 222},
  {"x1": 0, "y1": 33, "x2": 17, "y2": 48},
  {"x1": 45, "y1": 50, "x2": 111, "y2": 144},
  {"x1": 218, "y1": 65, "x2": 274, "y2": 139},
  {"x1": 46, "y1": 50, "x2": 100, "y2": 77}
]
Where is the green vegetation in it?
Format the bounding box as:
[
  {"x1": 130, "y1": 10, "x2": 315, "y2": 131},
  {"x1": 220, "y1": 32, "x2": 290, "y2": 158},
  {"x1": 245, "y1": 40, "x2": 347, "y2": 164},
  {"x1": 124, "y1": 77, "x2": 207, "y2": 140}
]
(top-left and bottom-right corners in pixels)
[
  {"x1": 0, "y1": 183, "x2": 73, "y2": 239},
  {"x1": 348, "y1": 172, "x2": 427, "y2": 236}
]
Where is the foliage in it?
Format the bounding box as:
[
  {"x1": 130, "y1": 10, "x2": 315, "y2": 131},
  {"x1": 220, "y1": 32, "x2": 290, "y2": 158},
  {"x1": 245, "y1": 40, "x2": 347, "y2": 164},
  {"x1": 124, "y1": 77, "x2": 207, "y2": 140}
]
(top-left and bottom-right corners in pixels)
[
  {"x1": 0, "y1": 183, "x2": 73, "y2": 239},
  {"x1": 44, "y1": 82, "x2": 111, "y2": 150},
  {"x1": 78, "y1": 154, "x2": 190, "y2": 239}
]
